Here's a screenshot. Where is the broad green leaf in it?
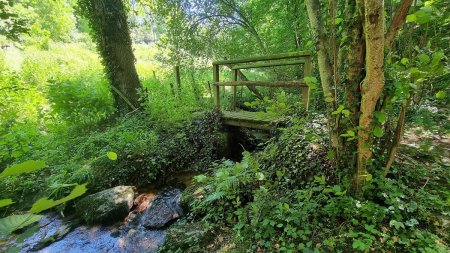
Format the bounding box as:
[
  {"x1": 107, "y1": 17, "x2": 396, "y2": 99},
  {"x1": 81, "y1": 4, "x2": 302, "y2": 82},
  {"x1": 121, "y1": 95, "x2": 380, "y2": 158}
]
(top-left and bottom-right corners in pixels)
[
  {"x1": 0, "y1": 199, "x2": 14, "y2": 208},
  {"x1": 435, "y1": 91, "x2": 446, "y2": 99},
  {"x1": 366, "y1": 174, "x2": 373, "y2": 182},
  {"x1": 30, "y1": 184, "x2": 88, "y2": 213},
  {"x1": 406, "y1": 14, "x2": 416, "y2": 23},
  {"x1": 0, "y1": 214, "x2": 43, "y2": 235},
  {"x1": 107, "y1": 151, "x2": 117, "y2": 161},
  {"x1": 417, "y1": 53, "x2": 431, "y2": 64},
  {"x1": 374, "y1": 111, "x2": 387, "y2": 124},
  {"x1": 0, "y1": 160, "x2": 46, "y2": 179},
  {"x1": 334, "y1": 18, "x2": 343, "y2": 25},
  {"x1": 373, "y1": 127, "x2": 383, "y2": 138}
]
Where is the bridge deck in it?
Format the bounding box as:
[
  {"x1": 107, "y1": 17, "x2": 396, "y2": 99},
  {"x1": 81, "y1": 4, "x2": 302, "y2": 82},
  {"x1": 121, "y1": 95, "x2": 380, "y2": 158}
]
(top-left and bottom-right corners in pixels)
[{"x1": 221, "y1": 110, "x2": 285, "y2": 130}]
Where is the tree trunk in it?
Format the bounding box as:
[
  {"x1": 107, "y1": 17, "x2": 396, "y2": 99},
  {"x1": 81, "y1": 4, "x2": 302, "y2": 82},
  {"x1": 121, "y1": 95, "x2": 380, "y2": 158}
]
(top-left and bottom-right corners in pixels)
[
  {"x1": 305, "y1": 0, "x2": 340, "y2": 153},
  {"x1": 78, "y1": 0, "x2": 142, "y2": 115},
  {"x1": 339, "y1": 0, "x2": 365, "y2": 168},
  {"x1": 356, "y1": 0, "x2": 385, "y2": 190}
]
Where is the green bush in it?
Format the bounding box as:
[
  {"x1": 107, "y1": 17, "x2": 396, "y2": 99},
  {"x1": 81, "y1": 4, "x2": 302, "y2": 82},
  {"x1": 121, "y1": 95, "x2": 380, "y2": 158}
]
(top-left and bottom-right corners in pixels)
[{"x1": 47, "y1": 72, "x2": 114, "y2": 126}]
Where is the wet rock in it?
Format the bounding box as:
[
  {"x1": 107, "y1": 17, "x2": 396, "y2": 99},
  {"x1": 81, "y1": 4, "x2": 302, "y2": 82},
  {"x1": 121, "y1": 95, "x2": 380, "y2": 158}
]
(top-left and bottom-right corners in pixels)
[
  {"x1": 76, "y1": 186, "x2": 135, "y2": 225},
  {"x1": 141, "y1": 188, "x2": 183, "y2": 229}
]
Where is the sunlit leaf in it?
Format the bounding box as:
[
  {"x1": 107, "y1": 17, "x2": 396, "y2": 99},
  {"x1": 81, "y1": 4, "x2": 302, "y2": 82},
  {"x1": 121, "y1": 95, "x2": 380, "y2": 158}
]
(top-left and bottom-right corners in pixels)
[
  {"x1": 0, "y1": 160, "x2": 46, "y2": 179},
  {"x1": 0, "y1": 214, "x2": 43, "y2": 235},
  {"x1": 0, "y1": 199, "x2": 14, "y2": 208},
  {"x1": 107, "y1": 151, "x2": 117, "y2": 160},
  {"x1": 435, "y1": 91, "x2": 446, "y2": 99},
  {"x1": 30, "y1": 184, "x2": 88, "y2": 213}
]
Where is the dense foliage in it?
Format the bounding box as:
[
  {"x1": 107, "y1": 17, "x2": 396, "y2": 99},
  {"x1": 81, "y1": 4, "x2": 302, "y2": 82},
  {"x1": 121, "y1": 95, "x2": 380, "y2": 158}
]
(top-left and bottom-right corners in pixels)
[{"x1": 0, "y1": 0, "x2": 448, "y2": 252}]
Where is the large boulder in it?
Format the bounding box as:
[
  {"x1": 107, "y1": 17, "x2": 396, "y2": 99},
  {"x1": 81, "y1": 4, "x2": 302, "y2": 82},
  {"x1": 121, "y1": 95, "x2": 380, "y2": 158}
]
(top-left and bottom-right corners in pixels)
[
  {"x1": 141, "y1": 188, "x2": 183, "y2": 228},
  {"x1": 76, "y1": 186, "x2": 135, "y2": 225}
]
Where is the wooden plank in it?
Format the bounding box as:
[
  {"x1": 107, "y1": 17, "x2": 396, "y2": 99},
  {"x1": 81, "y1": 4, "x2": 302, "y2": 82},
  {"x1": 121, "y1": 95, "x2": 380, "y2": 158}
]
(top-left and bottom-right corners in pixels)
[
  {"x1": 232, "y1": 69, "x2": 238, "y2": 111},
  {"x1": 302, "y1": 56, "x2": 313, "y2": 110},
  {"x1": 213, "y1": 51, "x2": 312, "y2": 65},
  {"x1": 213, "y1": 64, "x2": 220, "y2": 108},
  {"x1": 231, "y1": 59, "x2": 305, "y2": 70},
  {"x1": 221, "y1": 111, "x2": 285, "y2": 130},
  {"x1": 216, "y1": 81, "x2": 307, "y2": 88}
]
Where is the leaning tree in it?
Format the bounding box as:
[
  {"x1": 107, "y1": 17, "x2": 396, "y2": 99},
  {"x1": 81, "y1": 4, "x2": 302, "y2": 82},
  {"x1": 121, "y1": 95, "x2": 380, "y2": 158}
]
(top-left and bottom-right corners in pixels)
[{"x1": 78, "y1": 0, "x2": 142, "y2": 115}]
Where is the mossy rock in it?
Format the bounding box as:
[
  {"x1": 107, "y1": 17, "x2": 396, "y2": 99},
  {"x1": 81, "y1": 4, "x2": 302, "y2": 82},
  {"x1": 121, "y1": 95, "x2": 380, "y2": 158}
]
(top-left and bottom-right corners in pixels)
[{"x1": 75, "y1": 186, "x2": 134, "y2": 225}]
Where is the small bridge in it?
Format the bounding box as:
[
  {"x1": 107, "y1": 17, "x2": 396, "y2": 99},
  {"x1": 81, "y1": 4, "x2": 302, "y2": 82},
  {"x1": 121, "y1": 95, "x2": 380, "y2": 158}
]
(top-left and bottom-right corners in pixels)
[{"x1": 213, "y1": 51, "x2": 313, "y2": 130}]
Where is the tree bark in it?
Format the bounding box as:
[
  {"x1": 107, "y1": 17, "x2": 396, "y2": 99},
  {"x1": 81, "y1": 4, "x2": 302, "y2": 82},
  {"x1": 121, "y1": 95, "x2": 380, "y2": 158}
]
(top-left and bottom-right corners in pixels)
[
  {"x1": 384, "y1": 98, "x2": 410, "y2": 176},
  {"x1": 356, "y1": 0, "x2": 385, "y2": 190},
  {"x1": 78, "y1": 0, "x2": 142, "y2": 115},
  {"x1": 305, "y1": 0, "x2": 340, "y2": 152},
  {"x1": 385, "y1": 0, "x2": 413, "y2": 50}
]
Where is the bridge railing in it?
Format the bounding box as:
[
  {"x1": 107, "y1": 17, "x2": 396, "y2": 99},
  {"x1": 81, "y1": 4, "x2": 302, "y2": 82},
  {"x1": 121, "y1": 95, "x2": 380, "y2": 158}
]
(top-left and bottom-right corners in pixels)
[{"x1": 212, "y1": 51, "x2": 313, "y2": 111}]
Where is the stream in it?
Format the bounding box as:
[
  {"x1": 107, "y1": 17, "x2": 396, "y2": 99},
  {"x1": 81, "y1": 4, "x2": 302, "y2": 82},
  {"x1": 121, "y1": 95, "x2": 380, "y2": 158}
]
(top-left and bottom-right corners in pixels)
[{"x1": 1, "y1": 173, "x2": 197, "y2": 253}]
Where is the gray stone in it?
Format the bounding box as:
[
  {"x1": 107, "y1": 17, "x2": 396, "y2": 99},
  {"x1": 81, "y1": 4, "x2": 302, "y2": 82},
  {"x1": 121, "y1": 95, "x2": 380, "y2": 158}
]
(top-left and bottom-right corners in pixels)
[
  {"x1": 76, "y1": 186, "x2": 135, "y2": 225},
  {"x1": 141, "y1": 188, "x2": 183, "y2": 229}
]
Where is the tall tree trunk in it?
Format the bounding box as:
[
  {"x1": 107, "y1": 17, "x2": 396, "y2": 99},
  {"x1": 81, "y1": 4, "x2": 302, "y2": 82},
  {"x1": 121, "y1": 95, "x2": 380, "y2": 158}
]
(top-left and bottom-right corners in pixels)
[
  {"x1": 305, "y1": 0, "x2": 340, "y2": 153},
  {"x1": 78, "y1": 0, "x2": 142, "y2": 115},
  {"x1": 356, "y1": 0, "x2": 385, "y2": 190},
  {"x1": 339, "y1": 0, "x2": 365, "y2": 168}
]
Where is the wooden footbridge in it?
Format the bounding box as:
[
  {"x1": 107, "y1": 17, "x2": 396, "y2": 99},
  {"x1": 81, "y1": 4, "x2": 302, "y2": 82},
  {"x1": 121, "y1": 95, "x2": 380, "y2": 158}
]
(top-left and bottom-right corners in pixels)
[{"x1": 213, "y1": 51, "x2": 313, "y2": 130}]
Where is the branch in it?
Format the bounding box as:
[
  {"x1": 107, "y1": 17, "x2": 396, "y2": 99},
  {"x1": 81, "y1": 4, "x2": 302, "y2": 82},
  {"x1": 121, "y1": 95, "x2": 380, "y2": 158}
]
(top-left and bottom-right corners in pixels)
[{"x1": 385, "y1": 0, "x2": 413, "y2": 50}]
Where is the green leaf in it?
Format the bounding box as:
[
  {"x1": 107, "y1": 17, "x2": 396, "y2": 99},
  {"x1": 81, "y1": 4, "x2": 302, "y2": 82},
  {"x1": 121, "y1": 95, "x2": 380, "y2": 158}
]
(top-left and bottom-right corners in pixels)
[
  {"x1": 417, "y1": 53, "x2": 431, "y2": 64},
  {"x1": 334, "y1": 18, "x2": 343, "y2": 25},
  {"x1": 324, "y1": 97, "x2": 334, "y2": 103},
  {"x1": 304, "y1": 76, "x2": 318, "y2": 89},
  {"x1": 373, "y1": 127, "x2": 383, "y2": 138},
  {"x1": 327, "y1": 150, "x2": 335, "y2": 160},
  {"x1": 365, "y1": 174, "x2": 372, "y2": 182},
  {"x1": 342, "y1": 109, "x2": 350, "y2": 117},
  {"x1": 400, "y1": 58, "x2": 409, "y2": 65},
  {"x1": 435, "y1": 91, "x2": 446, "y2": 99},
  {"x1": 0, "y1": 160, "x2": 46, "y2": 179},
  {"x1": 332, "y1": 105, "x2": 345, "y2": 115},
  {"x1": 194, "y1": 174, "x2": 208, "y2": 183},
  {"x1": 406, "y1": 14, "x2": 416, "y2": 23},
  {"x1": 30, "y1": 184, "x2": 88, "y2": 213},
  {"x1": 374, "y1": 111, "x2": 387, "y2": 124},
  {"x1": 341, "y1": 130, "x2": 355, "y2": 137},
  {"x1": 0, "y1": 199, "x2": 14, "y2": 208},
  {"x1": 107, "y1": 151, "x2": 117, "y2": 161},
  {"x1": 0, "y1": 214, "x2": 43, "y2": 235}
]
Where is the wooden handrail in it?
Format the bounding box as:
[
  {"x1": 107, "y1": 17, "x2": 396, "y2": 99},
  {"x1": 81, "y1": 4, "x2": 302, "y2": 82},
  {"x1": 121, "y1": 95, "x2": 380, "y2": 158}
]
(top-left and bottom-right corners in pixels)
[
  {"x1": 215, "y1": 81, "x2": 308, "y2": 87},
  {"x1": 231, "y1": 59, "x2": 306, "y2": 70},
  {"x1": 213, "y1": 51, "x2": 312, "y2": 65}
]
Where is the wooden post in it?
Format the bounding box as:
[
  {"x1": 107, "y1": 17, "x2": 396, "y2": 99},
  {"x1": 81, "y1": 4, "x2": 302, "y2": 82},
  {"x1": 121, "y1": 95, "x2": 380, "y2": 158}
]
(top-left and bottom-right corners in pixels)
[
  {"x1": 174, "y1": 65, "x2": 181, "y2": 93},
  {"x1": 302, "y1": 56, "x2": 313, "y2": 110},
  {"x1": 213, "y1": 64, "x2": 220, "y2": 108},
  {"x1": 232, "y1": 69, "x2": 238, "y2": 111}
]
